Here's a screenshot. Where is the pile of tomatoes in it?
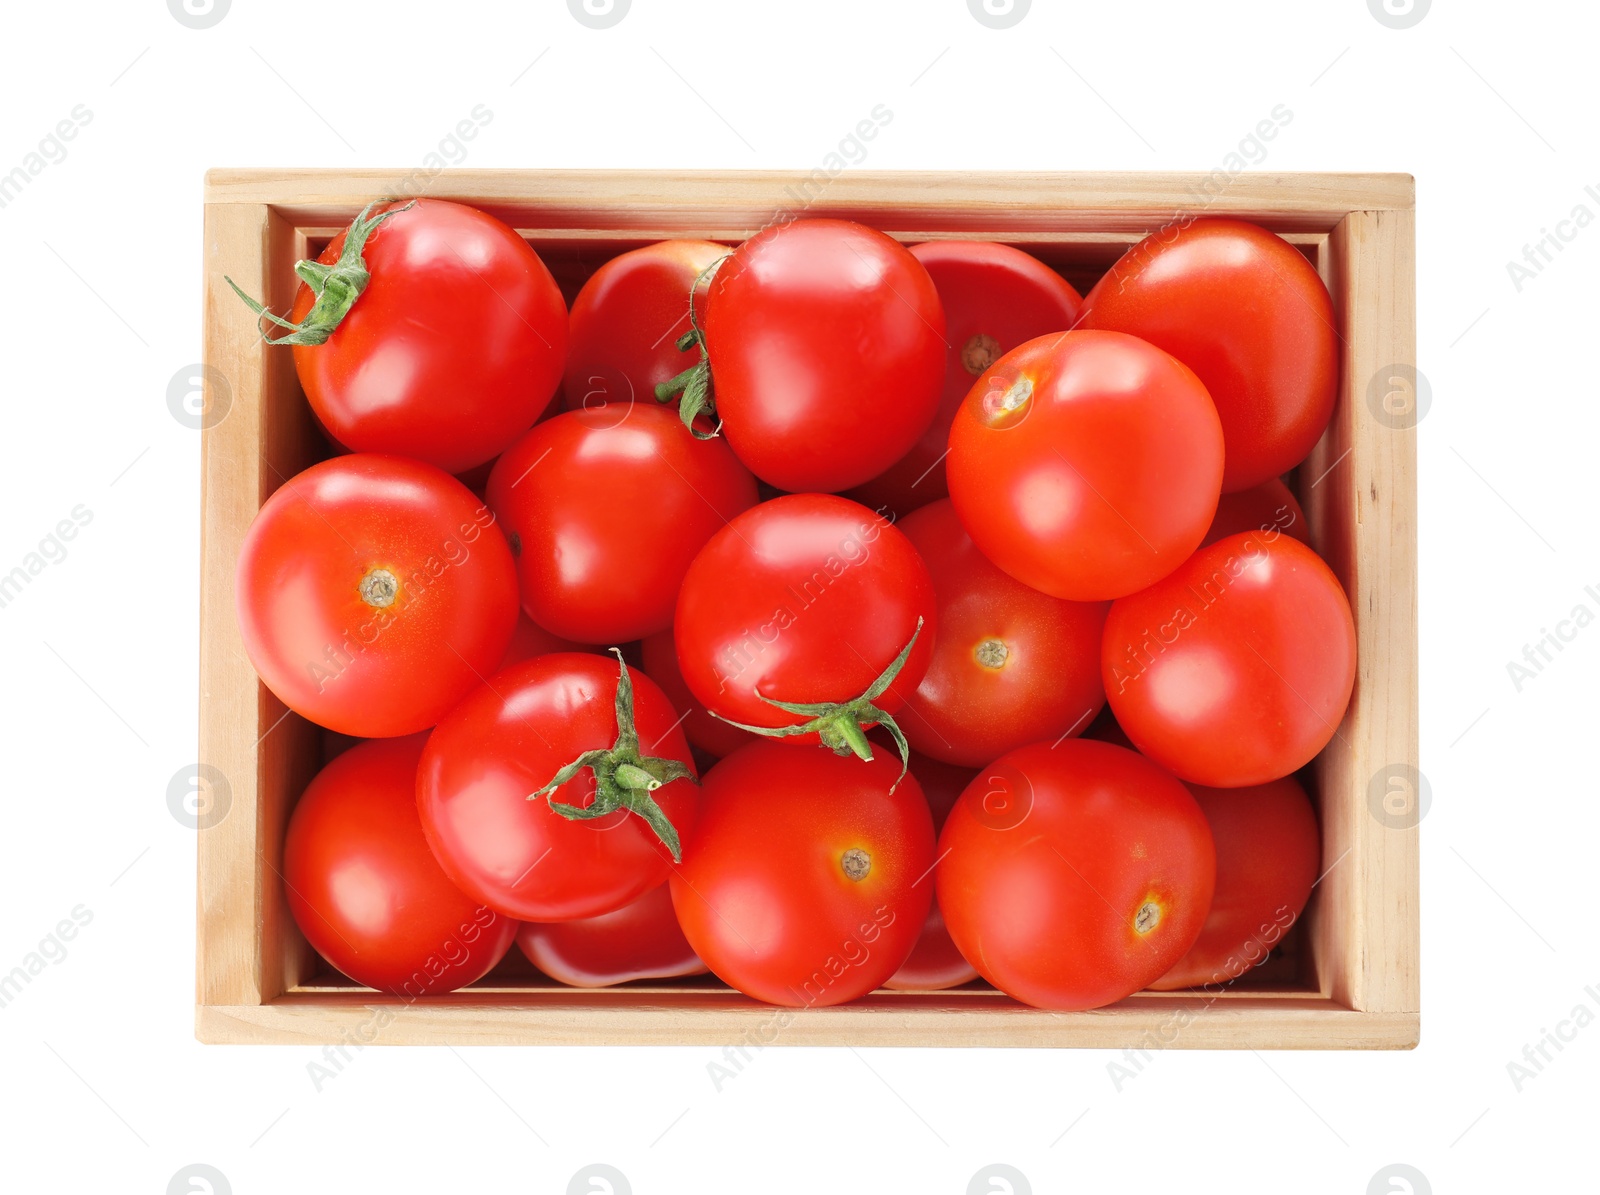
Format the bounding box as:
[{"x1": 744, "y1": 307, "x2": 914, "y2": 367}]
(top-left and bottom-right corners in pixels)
[{"x1": 231, "y1": 198, "x2": 1353, "y2": 1012}]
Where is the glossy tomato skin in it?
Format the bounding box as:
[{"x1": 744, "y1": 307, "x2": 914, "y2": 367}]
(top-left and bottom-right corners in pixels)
[
  {"x1": 884, "y1": 752, "x2": 980, "y2": 991},
  {"x1": 1077, "y1": 218, "x2": 1337, "y2": 492},
  {"x1": 704, "y1": 219, "x2": 944, "y2": 492},
  {"x1": 849, "y1": 242, "x2": 1082, "y2": 517},
  {"x1": 897, "y1": 499, "x2": 1109, "y2": 767},
  {"x1": 938, "y1": 739, "x2": 1215, "y2": 1010},
  {"x1": 1150, "y1": 776, "x2": 1320, "y2": 991},
  {"x1": 290, "y1": 199, "x2": 568, "y2": 474},
  {"x1": 283, "y1": 735, "x2": 517, "y2": 994},
  {"x1": 1201, "y1": 477, "x2": 1310, "y2": 549},
  {"x1": 671, "y1": 743, "x2": 935, "y2": 1006},
  {"x1": 497, "y1": 612, "x2": 589, "y2": 669},
  {"x1": 486, "y1": 405, "x2": 757, "y2": 644},
  {"x1": 673, "y1": 494, "x2": 936, "y2": 740},
  {"x1": 1103, "y1": 531, "x2": 1357, "y2": 787},
  {"x1": 562, "y1": 240, "x2": 727, "y2": 412},
  {"x1": 640, "y1": 629, "x2": 760, "y2": 760},
  {"x1": 236, "y1": 454, "x2": 519, "y2": 737},
  {"x1": 417, "y1": 653, "x2": 699, "y2": 921},
  {"x1": 516, "y1": 883, "x2": 706, "y2": 988},
  {"x1": 946, "y1": 330, "x2": 1224, "y2": 602}
]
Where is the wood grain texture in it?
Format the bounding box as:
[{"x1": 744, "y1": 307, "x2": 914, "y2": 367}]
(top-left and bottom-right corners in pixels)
[
  {"x1": 197, "y1": 171, "x2": 1418, "y2": 1047},
  {"x1": 198, "y1": 994, "x2": 1418, "y2": 1050},
  {"x1": 1303, "y1": 209, "x2": 1421, "y2": 1018},
  {"x1": 203, "y1": 170, "x2": 1414, "y2": 235}
]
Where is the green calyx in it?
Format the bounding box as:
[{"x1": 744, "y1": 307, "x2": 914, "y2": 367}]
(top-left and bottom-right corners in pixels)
[
  {"x1": 714, "y1": 618, "x2": 924, "y2": 791},
  {"x1": 224, "y1": 198, "x2": 414, "y2": 346},
  {"x1": 653, "y1": 254, "x2": 729, "y2": 440},
  {"x1": 529, "y1": 649, "x2": 697, "y2": 862}
]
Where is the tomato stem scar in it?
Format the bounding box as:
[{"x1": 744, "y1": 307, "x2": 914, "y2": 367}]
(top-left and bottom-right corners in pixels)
[
  {"x1": 359, "y1": 568, "x2": 398, "y2": 609},
  {"x1": 961, "y1": 333, "x2": 1002, "y2": 376},
  {"x1": 841, "y1": 848, "x2": 872, "y2": 881},
  {"x1": 1134, "y1": 901, "x2": 1162, "y2": 934},
  {"x1": 974, "y1": 638, "x2": 1009, "y2": 669}
]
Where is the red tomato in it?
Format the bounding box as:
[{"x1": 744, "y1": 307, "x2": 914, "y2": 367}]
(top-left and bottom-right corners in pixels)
[
  {"x1": 255, "y1": 199, "x2": 568, "y2": 474},
  {"x1": 1201, "y1": 477, "x2": 1310, "y2": 549},
  {"x1": 848, "y1": 241, "x2": 1082, "y2": 516},
  {"x1": 1150, "y1": 776, "x2": 1320, "y2": 991},
  {"x1": 670, "y1": 743, "x2": 934, "y2": 1006},
  {"x1": 236, "y1": 454, "x2": 518, "y2": 737},
  {"x1": 946, "y1": 330, "x2": 1224, "y2": 601},
  {"x1": 516, "y1": 884, "x2": 706, "y2": 988},
  {"x1": 486, "y1": 405, "x2": 757, "y2": 644},
  {"x1": 937, "y1": 739, "x2": 1215, "y2": 1010},
  {"x1": 673, "y1": 494, "x2": 936, "y2": 759},
  {"x1": 640, "y1": 629, "x2": 760, "y2": 760},
  {"x1": 896, "y1": 499, "x2": 1108, "y2": 767},
  {"x1": 1102, "y1": 531, "x2": 1357, "y2": 787},
  {"x1": 1077, "y1": 218, "x2": 1337, "y2": 492},
  {"x1": 417, "y1": 652, "x2": 699, "y2": 921},
  {"x1": 283, "y1": 735, "x2": 517, "y2": 994},
  {"x1": 883, "y1": 752, "x2": 979, "y2": 992},
  {"x1": 563, "y1": 240, "x2": 727, "y2": 412},
  {"x1": 691, "y1": 219, "x2": 944, "y2": 492},
  {"x1": 497, "y1": 612, "x2": 588, "y2": 669}
]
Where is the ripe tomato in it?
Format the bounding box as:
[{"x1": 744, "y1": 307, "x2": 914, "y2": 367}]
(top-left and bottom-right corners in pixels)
[
  {"x1": 237, "y1": 199, "x2": 567, "y2": 474},
  {"x1": 283, "y1": 734, "x2": 517, "y2": 994},
  {"x1": 681, "y1": 219, "x2": 944, "y2": 492},
  {"x1": 236, "y1": 454, "x2": 518, "y2": 737},
  {"x1": 486, "y1": 405, "x2": 758, "y2": 643},
  {"x1": 673, "y1": 493, "x2": 936, "y2": 763},
  {"x1": 640, "y1": 629, "x2": 760, "y2": 760},
  {"x1": 1102, "y1": 531, "x2": 1357, "y2": 787},
  {"x1": 497, "y1": 612, "x2": 588, "y2": 669},
  {"x1": 417, "y1": 652, "x2": 699, "y2": 921},
  {"x1": 563, "y1": 240, "x2": 727, "y2": 412},
  {"x1": 670, "y1": 743, "x2": 935, "y2": 1006},
  {"x1": 848, "y1": 241, "x2": 1082, "y2": 517},
  {"x1": 516, "y1": 883, "x2": 706, "y2": 988},
  {"x1": 946, "y1": 330, "x2": 1224, "y2": 601},
  {"x1": 938, "y1": 739, "x2": 1215, "y2": 1010},
  {"x1": 1150, "y1": 776, "x2": 1320, "y2": 991},
  {"x1": 884, "y1": 751, "x2": 979, "y2": 991},
  {"x1": 1201, "y1": 476, "x2": 1310, "y2": 549},
  {"x1": 1077, "y1": 218, "x2": 1337, "y2": 492},
  {"x1": 896, "y1": 499, "x2": 1108, "y2": 767}
]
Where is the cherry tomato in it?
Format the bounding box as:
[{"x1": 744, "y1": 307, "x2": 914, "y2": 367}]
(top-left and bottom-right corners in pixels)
[
  {"x1": 640, "y1": 629, "x2": 760, "y2": 760},
  {"x1": 283, "y1": 734, "x2": 517, "y2": 994},
  {"x1": 690, "y1": 219, "x2": 944, "y2": 492},
  {"x1": 896, "y1": 499, "x2": 1108, "y2": 767},
  {"x1": 673, "y1": 494, "x2": 936, "y2": 758},
  {"x1": 884, "y1": 751, "x2": 979, "y2": 991},
  {"x1": 670, "y1": 743, "x2": 935, "y2": 1006},
  {"x1": 563, "y1": 240, "x2": 727, "y2": 412},
  {"x1": 937, "y1": 739, "x2": 1215, "y2": 1010},
  {"x1": 848, "y1": 242, "x2": 1082, "y2": 516},
  {"x1": 487, "y1": 405, "x2": 758, "y2": 644},
  {"x1": 1102, "y1": 531, "x2": 1357, "y2": 787},
  {"x1": 417, "y1": 652, "x2": 699, "y2": 921},
  {"x1": 1077, "y1": 218, "x2": 1337, "y2": 492},
  {"x1": 516, "y1": 883, "x2": 706, "y2": 988},
  {"x1": 266, "y1": 199, "x2": 568, "y2": 474},
  {"x1": 1200, "y1": 476, "x2": 1310, "y2": 549},
  {"x1": 946, "y1": 330, "x2": 1224, "y2": 601},
  {"x1": 236, "y1": 454, "x2": 519, "y2": 737},
  {"x1": 1150, "y1": 776, "x2": 1320, "y2": 991}
]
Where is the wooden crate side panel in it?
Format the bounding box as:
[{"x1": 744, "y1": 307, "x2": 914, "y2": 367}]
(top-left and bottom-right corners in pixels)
[
  {"x1": 202, "y1": 170, "x2": 1414, "y2": 235},
  {"x1": 196, "y1": 996, "x2": 1418, "y2": 1050},
  {"x1": 1304, "y1": 210, "x2": 1420, "y2": 1017},
  {"x1": 198, "y1": 202, "x2": 272, "y2": 1008}
]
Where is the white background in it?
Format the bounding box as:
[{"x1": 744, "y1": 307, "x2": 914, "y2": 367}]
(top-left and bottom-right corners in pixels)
[{"x1": 0, "y1": 0, "x2": 1593, "y2": 1192}]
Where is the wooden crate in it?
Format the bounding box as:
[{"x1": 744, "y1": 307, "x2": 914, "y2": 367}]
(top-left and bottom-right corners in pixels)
[{"x1": 197, "y1": 170, "x2": 1418, "y2": 1048}]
